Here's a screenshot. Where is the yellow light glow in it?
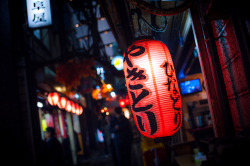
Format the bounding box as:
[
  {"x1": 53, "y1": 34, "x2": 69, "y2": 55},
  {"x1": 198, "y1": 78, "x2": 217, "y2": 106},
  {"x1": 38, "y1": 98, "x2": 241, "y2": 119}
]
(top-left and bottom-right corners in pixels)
[
  {"x1": 42, "y1": 119, "x2": 47, "y2": 131},
  {"x1": 54, "y1": 86, "x2": 66, "y2": 93},
  {"x1": 107, "y1": 84, "x2": 112, "y2": 89},
  {"x1": 122, "y1": 108, "x2": 130, "y2": 119}
]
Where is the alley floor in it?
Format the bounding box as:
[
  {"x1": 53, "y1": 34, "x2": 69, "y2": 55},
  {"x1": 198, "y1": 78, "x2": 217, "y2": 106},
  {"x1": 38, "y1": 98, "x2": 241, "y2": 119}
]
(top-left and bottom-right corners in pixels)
[{"x1": 78, "y1": 152, "x2": 115, "y2": 166}]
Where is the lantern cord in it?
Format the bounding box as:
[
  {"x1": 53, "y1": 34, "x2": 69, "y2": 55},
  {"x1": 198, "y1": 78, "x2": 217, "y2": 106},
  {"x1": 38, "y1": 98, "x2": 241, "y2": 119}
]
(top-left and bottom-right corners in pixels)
[
  {"x1": 138, "y1": 16, "x2": 168, "y2": 33},
  {"x1": 133, "y1": 8, "x2": 168, "y2": 34}
]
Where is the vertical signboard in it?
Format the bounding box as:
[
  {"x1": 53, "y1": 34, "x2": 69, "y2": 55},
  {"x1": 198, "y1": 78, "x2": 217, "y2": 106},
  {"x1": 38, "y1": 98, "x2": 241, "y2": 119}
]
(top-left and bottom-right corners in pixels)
[{"x1": 26, "y1": 0, "x2": 52, "y2": 28}]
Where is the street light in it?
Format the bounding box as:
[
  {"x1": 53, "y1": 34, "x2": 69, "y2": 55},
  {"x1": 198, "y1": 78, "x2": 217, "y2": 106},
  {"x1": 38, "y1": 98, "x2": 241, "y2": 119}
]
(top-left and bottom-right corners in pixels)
[
  {"x1": 37, "y1": 102, "x2": 43, "y2": 108},
  {"x1": 110, "y1": 91, "x2": 116, "y2": 98}
]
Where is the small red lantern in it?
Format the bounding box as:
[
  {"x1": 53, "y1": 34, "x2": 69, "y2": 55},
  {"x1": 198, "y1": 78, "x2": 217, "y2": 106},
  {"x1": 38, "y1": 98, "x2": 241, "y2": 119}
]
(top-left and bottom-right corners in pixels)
[
  {"x1": 123, "y1": 39, "x2": 182, "y2": 138},
  {"x1": 58, "y1": 97, "x2": 68, "y2": 109},
  {"x1": 125, "y1": 98, "x2": 130, "y2": 106},
  {"x1": 71, "y1": 103, "x2": 78, "y2": 114},
  {"x1": 119, "y1": 99, "x2": 126, "y2": 108},
  {"x1": 48, "y1": 92, "x2": 60, "y2": 106},
  {"x1": 65, "y1": 100, "x2": 73, "y2": 112},
  {"x1": 79, "y1": 106, "x2": 83, "y2": 115},
  {"x1": 76, "y1": 105, "x2": 83, "y2": 115},
  {"x1": 75, "y1": 104, "x2": 80, "y2": 115}
]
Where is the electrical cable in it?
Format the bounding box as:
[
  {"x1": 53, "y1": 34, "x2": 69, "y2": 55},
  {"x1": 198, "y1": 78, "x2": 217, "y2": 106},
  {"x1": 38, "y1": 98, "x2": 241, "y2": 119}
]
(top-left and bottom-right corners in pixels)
[
  {"x1": 139, "y1": 16, "x2": 168, "y2": 32},
  {"x1": 134, "y1": 8, "x2": 168, "y2": 33}
]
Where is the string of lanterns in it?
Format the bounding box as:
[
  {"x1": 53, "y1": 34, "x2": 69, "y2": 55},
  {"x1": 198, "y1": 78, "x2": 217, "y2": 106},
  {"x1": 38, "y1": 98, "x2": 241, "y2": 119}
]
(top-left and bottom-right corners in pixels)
[{"x1": 47, "y1": 92, "x2": 83, "y2": 115}]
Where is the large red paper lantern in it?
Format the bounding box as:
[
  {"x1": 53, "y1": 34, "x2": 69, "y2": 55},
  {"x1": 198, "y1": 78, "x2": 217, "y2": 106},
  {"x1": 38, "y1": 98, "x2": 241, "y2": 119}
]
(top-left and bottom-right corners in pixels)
[
  {"x1": 123, "y1": 39, "x2": 182, "y2": 138},
  {"x1": 48, "y1": 92, "x2": 60, "y2": 106},
  {"x1": 58, "y1": 97, "x2": 68, "y2": 109}
]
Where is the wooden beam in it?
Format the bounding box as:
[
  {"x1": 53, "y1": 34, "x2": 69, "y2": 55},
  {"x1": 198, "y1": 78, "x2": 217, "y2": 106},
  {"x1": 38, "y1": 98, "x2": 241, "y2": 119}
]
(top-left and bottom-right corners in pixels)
[{"x1": 190, "y1": 2, "x2": 234, "y2": 137}]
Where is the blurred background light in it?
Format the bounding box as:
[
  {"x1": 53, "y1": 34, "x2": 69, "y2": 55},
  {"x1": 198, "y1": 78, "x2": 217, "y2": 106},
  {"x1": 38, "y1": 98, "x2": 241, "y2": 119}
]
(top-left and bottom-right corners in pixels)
[{"x1": 37, "y1": 102, "x2": 43, "y2": 108}]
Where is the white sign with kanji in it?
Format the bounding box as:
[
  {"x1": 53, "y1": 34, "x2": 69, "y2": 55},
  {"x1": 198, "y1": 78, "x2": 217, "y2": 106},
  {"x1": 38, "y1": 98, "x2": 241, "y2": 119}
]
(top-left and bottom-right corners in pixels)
[{"x1": 26, "y1": 0, "x2": 52, "y2": 28}]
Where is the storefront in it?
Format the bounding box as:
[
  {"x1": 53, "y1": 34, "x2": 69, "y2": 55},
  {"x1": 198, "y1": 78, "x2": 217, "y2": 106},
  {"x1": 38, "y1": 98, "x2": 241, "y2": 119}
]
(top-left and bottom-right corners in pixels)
[{"x1": 37, "y1": 92, "x2": 86, "y2": 165}]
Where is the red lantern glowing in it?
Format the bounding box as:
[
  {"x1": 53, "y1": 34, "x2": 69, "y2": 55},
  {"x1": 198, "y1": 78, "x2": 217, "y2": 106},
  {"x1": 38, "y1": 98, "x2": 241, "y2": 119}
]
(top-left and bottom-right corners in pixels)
[
  {"x1": 79, "y1": 106, "x2": 83, "y2": 115},
  {"x1": 71, "y1": 103, "x2": 77, "y2": 114},
  {"x1": 47, "y1": 92, "x2": 60, "y2": 106},
  {"x1": 125, "y1": 95, "x2": 130, "y2": 105},
  {"x1": 119, "y1": 99, "x2": 126, "y2": 108},
  {"x1": 76, "y1": 105, "x2": 83, "y2": 115},
  {"x1": 65, "y1": 100, "x2": 73, "y2": 112},
  {"x1": 75, "y1": 104, "x2": 80, "y2": 115},
  {"x1": 123, "y1": 39, "x2": 182, "y2": 138},
  {"x1": 58, "y1": 97, "x2": 68, "y2": 109}
]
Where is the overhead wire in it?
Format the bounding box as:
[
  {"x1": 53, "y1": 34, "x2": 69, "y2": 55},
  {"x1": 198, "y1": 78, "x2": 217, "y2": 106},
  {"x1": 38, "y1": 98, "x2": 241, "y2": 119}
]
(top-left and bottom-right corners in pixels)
[{"x1": 139, "y1": 15, "x2": 168, "y2": 33}]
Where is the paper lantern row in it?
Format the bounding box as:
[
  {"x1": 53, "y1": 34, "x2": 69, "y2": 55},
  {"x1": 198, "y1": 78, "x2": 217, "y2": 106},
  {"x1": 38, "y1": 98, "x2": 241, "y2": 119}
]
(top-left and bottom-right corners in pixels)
[{"x1": 47, "y1": 92, "x2": 83, "y2": 115}]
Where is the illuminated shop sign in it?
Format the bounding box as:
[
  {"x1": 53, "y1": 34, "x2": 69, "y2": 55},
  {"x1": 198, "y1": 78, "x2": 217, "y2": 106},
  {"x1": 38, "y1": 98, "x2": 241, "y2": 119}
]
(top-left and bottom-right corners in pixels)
[
  {"x1": 26, "y1": 0, "x2": 52, "y2": 28},
  {"x1": 111, "y1": 56, "x2": 123, "y2": 70}
]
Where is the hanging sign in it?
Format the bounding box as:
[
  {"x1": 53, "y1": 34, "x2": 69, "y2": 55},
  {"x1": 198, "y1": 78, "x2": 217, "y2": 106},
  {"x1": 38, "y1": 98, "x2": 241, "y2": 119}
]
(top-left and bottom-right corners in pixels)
[
  {"x1": 123, "y1": 39, "x2": 182, "y2": 138},
  {"x1": 26, "y1": 0, "x2": 52, "y2": 28}
]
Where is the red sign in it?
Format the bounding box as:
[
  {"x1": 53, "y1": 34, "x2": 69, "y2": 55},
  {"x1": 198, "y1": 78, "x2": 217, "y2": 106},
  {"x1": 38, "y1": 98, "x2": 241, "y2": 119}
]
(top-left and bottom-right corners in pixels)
[{"x1": 123, "y1": 39, "x2": 182, "y2": 138}]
